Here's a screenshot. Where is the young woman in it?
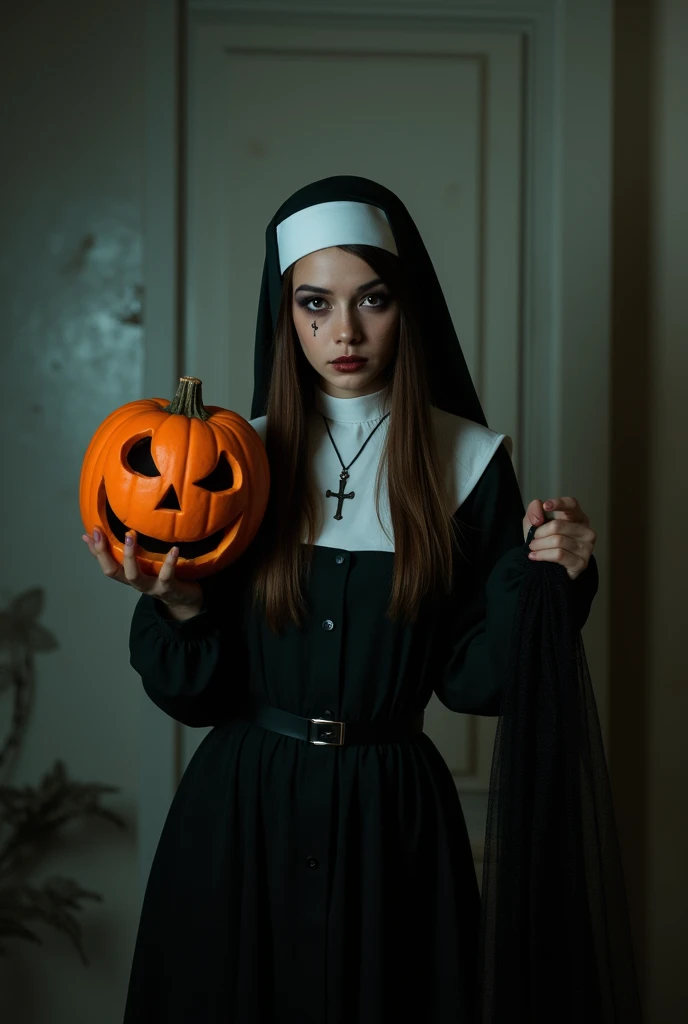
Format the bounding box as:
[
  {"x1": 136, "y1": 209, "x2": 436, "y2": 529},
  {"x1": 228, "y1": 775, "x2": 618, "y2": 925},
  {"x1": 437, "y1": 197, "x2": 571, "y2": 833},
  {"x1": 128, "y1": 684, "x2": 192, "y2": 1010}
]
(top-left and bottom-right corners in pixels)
[{"x1": 84, "y1": 177, "x2": 600, "y2": 1022}]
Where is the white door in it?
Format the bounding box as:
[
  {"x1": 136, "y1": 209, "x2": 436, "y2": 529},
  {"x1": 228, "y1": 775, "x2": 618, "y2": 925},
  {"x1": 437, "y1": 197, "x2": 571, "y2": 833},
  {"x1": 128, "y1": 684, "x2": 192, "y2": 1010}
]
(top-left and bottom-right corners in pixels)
[
  {"x1": 142, "y1": 0, "x2": 612, "y2": 901},
  {"x1": 182, "y1": 16, "x2": 524, "y2": 849}
]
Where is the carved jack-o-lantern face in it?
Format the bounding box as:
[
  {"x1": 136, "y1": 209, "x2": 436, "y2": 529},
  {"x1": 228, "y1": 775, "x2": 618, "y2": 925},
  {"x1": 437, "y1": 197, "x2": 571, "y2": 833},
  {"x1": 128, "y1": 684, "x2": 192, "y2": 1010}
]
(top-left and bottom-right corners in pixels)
[{"x1": 79, "y1": 377, "x2": 270, "y2": 579}]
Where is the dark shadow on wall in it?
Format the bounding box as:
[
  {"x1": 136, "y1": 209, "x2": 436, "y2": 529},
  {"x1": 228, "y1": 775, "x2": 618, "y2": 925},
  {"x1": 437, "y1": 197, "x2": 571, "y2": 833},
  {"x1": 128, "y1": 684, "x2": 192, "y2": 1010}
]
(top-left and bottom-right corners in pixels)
[{"x1": 610, "y1": 0, "x2": 653, "y2": 1004}]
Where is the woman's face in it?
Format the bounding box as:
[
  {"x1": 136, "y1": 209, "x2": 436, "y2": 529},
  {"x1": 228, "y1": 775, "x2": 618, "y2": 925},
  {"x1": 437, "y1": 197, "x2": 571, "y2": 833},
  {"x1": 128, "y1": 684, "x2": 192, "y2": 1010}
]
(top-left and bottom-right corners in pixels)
[{"x1": 290, "y1": 247, "x2": 400, "y2": 398}]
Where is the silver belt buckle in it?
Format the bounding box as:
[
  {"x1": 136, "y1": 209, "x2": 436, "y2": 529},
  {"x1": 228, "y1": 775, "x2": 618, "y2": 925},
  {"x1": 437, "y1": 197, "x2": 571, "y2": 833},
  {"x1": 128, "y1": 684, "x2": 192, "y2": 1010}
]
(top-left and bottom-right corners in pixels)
[{"x1": 309, "y1": 717, "x2": 346, "y2": 745}]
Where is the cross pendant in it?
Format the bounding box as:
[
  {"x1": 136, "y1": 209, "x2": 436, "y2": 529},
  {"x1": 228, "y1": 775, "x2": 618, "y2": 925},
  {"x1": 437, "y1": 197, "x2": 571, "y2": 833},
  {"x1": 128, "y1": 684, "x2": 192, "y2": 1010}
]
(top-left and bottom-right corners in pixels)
[{"x1": 325, "y1": 470, "x2": 355, "y2": 520}]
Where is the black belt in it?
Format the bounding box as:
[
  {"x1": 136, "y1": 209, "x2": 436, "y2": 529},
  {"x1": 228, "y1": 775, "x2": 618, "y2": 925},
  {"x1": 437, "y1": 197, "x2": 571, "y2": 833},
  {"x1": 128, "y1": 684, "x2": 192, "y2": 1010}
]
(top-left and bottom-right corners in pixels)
[{"x1": 235, "y1": 700, "x2": 425, "y2": 746}]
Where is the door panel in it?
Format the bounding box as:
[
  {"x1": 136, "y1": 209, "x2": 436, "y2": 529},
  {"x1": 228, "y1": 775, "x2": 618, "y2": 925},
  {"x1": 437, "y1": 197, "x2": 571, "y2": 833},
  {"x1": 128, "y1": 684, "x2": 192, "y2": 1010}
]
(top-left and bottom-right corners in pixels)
[{"x1": 184, "y1": 20, "x2": 523, "y2": 802}]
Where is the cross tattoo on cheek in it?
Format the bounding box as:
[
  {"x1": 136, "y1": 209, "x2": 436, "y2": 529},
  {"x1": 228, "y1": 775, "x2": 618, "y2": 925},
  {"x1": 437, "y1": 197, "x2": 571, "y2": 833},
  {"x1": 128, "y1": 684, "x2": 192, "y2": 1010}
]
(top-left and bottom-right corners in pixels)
[{"x1": 311, "y1": 320, "x2": 318, "y2": 336}]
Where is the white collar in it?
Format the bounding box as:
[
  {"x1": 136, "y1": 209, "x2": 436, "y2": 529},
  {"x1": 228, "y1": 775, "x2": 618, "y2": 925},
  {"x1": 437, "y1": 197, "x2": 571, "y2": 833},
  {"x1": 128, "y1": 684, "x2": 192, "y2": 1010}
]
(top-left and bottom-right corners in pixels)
[{"x1": 312, "y1": 381, "x2": 391, "y2": 423}]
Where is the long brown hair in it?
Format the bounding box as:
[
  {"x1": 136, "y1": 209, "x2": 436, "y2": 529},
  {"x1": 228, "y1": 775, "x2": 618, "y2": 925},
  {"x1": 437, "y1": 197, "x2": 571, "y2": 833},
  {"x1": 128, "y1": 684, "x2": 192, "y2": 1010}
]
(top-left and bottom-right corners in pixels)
[{"x1": 250, "y1": 243, "x2": 468, "y2": 634}]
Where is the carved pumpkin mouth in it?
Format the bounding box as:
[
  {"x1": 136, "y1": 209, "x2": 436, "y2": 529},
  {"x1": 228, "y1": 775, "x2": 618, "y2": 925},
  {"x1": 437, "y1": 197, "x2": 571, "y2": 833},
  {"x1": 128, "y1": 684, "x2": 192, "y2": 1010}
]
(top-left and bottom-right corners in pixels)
[{"x1": 104, "y1": 494, "x2": 242, "y2": 559}]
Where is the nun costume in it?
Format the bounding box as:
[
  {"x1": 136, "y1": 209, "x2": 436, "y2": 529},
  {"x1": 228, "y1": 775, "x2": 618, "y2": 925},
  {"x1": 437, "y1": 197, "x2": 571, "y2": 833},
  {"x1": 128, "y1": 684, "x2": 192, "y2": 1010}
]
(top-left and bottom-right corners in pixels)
[{"x1": 123, "y1": 176, "x2": 641, "y2": 1023}]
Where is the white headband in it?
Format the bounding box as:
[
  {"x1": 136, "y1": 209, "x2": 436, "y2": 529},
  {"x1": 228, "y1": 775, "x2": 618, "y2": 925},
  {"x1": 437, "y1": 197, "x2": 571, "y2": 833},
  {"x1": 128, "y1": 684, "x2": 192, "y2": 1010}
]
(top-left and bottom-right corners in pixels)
[{"x1": 276, "y1": 200, "x2": 398, "y2": 274}]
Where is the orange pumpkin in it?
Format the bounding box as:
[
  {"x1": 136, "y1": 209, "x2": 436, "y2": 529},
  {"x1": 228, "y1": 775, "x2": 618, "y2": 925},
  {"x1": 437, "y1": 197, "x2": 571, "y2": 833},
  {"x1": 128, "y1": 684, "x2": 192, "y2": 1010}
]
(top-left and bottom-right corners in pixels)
[{"x1": 79, "y1": 376, "x2": 270, "y2": 579}]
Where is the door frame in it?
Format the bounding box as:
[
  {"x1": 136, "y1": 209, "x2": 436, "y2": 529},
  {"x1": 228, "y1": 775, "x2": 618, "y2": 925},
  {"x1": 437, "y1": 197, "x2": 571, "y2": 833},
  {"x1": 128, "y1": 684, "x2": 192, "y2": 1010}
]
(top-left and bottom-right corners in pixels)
[{"x1": 141, "y1": 0, "x2": 613, "y2": 894}]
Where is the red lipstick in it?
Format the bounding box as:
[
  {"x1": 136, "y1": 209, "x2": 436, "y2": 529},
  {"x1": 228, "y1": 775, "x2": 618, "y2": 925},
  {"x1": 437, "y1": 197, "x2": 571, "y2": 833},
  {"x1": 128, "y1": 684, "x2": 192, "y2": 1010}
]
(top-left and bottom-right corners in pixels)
[{"x1": 331, "y1": 356, "x2": 368, "y2": 373}]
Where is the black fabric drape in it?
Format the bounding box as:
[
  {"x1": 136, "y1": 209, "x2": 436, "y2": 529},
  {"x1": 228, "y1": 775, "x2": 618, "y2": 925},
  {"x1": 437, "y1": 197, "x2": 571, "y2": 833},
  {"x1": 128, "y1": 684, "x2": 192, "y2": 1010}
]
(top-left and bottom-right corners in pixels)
[{"x1": 476, "y1": 522, "x2": 644, "y2": 1023}]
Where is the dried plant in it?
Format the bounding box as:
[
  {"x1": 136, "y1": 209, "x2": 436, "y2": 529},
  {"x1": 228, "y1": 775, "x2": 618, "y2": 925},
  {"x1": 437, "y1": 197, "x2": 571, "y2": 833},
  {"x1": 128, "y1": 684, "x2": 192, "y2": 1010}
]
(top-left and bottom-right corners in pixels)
[
  {"x1": 0, "y1": 587, "x2": 127, "y2": 964},
  {"x1": 0, "y1": 587, "x2": 57, "y2": 774}
]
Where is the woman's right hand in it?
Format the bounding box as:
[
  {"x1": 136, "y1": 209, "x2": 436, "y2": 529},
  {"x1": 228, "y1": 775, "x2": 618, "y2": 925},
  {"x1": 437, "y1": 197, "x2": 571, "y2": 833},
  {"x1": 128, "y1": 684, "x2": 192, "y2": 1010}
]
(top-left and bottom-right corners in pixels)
[{"x1": 82, "y1": 527, "x2": 204, "y2": 619}]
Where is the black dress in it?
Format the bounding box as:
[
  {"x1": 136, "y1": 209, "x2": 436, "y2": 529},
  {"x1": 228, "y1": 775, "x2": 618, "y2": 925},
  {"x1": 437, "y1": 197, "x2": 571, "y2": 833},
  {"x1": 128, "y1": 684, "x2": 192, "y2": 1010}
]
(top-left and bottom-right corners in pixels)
[{"x1": 122, "y1": 398, "x2": 598, "y2": 1023}]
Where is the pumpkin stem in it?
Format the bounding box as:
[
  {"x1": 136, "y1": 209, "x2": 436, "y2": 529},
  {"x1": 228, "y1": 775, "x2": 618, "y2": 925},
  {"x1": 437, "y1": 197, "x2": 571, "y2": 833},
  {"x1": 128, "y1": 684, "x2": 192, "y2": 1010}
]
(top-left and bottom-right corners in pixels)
[{"x1": 163, "y1": 376, "x2": 210, "y2": 420}]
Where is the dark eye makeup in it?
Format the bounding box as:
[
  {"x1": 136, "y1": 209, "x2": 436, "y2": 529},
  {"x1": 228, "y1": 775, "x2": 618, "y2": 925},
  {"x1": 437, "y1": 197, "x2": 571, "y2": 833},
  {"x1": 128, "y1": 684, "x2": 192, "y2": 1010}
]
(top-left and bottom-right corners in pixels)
[{"x1": 296, "y1": 291, "x2": 391, "y2": 313}]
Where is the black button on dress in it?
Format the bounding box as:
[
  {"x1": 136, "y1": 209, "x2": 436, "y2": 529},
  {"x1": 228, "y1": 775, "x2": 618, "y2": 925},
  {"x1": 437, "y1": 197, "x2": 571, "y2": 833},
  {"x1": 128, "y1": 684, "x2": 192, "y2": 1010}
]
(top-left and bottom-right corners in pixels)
[{"x1": 122, "y1": 443, "x2": 598, "y2": 1023}]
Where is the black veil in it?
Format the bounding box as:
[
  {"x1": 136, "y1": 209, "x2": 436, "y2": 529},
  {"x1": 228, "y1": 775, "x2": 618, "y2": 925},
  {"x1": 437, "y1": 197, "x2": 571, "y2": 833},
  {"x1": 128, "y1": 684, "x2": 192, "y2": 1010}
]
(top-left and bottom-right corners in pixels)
[
  {"x1": 251, "y1": 174, "x2": 486, "y2": 424},
  {"x1": 251, "y1": 175, "x2": 643, "y2": 1022},
  {"x1": 478, "y1": 522, "x2": 644, "y2": 1022}
]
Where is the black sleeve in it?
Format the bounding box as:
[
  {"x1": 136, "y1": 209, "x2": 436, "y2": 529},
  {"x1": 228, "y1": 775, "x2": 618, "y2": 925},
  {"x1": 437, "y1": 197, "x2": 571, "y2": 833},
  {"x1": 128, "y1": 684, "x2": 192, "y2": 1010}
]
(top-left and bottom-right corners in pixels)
[
  {"x1": 128, "y1": 558, "x2": 251, "y2": 728},
  {"x1": 433, "y1": 442, "x2": 599, "y2": 717}
]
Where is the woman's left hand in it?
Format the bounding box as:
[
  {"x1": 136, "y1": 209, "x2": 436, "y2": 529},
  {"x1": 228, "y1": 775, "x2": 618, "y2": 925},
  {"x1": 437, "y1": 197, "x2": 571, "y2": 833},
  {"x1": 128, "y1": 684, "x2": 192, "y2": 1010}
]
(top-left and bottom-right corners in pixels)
[{"x1": 522, "y1": 497, "x2": 597, "y2": 581}]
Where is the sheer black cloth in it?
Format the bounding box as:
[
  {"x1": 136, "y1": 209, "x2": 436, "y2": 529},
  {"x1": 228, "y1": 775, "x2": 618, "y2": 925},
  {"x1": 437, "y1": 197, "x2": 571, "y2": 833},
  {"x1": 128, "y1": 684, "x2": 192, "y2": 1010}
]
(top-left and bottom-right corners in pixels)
[{"x1": 476, "y1": 523, "x2": 644, "y2": 1023}]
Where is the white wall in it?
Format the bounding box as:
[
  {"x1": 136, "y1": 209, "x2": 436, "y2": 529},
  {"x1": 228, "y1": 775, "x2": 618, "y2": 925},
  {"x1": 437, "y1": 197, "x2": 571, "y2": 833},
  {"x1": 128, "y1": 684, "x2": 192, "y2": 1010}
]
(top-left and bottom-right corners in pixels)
[
  {"x1": 646, "y1": 0, "x2": 688, "y2": 1020},
  {"x1": 610, "y1": 1, "x2": 688, "y2": 1019},
  {"x1": 0, "y1": 3, "x2": 143, "y2": 1021}
]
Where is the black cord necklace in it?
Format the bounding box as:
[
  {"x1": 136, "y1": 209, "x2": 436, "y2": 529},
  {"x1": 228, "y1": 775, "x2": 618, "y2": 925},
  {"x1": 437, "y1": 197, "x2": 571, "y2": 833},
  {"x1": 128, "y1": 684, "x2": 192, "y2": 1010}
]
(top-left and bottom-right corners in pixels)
[{"x1": 320, "y1": 412, "x2": 390, "y2": 520}]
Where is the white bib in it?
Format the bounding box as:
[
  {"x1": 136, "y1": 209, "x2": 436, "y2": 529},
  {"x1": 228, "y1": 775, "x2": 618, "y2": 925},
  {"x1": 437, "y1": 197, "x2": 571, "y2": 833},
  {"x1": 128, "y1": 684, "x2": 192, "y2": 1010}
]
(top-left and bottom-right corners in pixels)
[{"x1": 249, "y1": 383, "x2": 511, "y2": 553}]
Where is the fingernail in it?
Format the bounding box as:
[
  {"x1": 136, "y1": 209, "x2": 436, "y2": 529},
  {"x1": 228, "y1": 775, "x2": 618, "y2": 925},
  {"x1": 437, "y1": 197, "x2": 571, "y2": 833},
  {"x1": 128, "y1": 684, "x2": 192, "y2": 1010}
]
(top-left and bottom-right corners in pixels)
[
  {"x1": 544, "y1": 501, "x2": 554, "y2": 510},
  {"x1": 125, "y1": 534, "x2": 134, "y2": 546},
  {"x1": 93, "y1": 528, "x2": 101, "y2": 542}
]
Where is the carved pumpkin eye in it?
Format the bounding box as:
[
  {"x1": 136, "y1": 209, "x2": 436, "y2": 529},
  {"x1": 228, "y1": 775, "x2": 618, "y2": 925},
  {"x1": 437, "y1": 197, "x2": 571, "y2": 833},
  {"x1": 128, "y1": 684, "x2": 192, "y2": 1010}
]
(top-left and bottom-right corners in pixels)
[
  {"x1": 193, "y1": 451, "x2": 234, "y2": 492},
  {"x1": 127, "y1": 436, "x2": 161, "y2": 477}
]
